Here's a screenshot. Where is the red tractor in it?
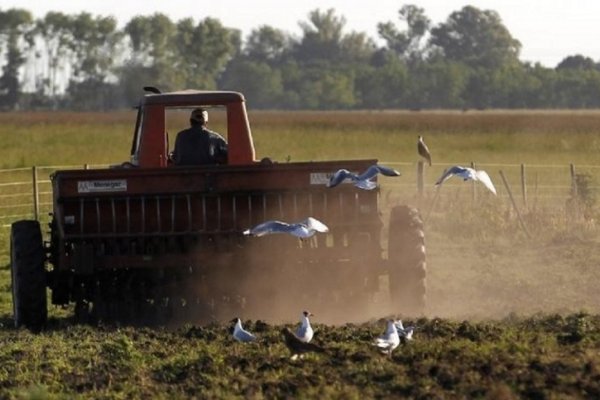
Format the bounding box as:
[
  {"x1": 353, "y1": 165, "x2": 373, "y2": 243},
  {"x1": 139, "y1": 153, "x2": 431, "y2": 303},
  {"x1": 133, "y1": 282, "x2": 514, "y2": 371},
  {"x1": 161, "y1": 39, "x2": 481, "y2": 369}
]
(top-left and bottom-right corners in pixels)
[{"x1": 10, "y1": 89, "x2": 426, "y2": 330}]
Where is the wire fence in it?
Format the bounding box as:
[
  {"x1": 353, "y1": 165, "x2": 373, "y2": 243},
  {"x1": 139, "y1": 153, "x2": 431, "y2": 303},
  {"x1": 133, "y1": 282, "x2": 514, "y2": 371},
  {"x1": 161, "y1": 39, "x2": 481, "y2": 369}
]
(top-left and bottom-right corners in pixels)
[
  {"x1": 0, "y1": 164, "x2": 108, "y2": 227},
  {"x1": 1, "y1": 162, "x2": 597, "y2": 228}
]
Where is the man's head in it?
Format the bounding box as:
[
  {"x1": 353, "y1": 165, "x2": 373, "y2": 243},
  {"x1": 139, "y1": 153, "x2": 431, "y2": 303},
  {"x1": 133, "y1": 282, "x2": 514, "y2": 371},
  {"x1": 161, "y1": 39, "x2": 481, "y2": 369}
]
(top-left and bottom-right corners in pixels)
[{"x1": 190, "y1": 108, "x2": 208, "y2": 126}]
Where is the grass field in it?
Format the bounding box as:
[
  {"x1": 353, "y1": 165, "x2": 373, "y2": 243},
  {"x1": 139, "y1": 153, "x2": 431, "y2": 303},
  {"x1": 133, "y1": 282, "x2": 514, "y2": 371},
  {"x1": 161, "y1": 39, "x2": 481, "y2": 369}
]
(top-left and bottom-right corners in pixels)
[{"x1": 1, "y1": 110, "x2": 600, "y2": 398}]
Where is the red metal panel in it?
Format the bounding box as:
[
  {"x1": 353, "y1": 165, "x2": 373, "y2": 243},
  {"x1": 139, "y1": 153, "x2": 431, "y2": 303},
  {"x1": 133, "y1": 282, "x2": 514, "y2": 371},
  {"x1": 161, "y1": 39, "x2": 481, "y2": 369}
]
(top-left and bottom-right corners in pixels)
[
  {"x1": 53, "y1": 159, "x2": 381, "y2": 241},
  {"x1": 227, "y1": 102, "x2": 255, "y2": 165},
  {"x1": 138, "y1": 104, "x2": 167, "y2": 167}
]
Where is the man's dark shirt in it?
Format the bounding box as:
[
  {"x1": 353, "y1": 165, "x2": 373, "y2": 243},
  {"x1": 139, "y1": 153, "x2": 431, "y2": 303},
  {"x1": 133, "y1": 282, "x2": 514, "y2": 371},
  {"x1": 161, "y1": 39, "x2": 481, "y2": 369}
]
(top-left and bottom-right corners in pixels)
[{"x1": 172, "y1": 125, "x2": 228, "y2": 165}]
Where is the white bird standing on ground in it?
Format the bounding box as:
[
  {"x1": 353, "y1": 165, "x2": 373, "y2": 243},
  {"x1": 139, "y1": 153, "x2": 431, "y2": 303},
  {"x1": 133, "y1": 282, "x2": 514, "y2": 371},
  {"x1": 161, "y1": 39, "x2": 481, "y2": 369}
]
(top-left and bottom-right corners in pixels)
[
  {"x1": 373, "y1": 319, "x2": 400, "y2": 357},
  {"x1": 435, "y1": 165, "x2": 497, "y2": 195},
  {"x1": 417, "y1": 136, "x2": 432, "y2": 166},
  {"x1": 243, "y1": 217, "x2": 329, "y2": 238},
  {"x1": 232, "y1": 318, "x2": 257, "y2": 342},
  {"x1": 327, "y1": 164, "x2": 401, "y2": 190},
  {"x1": 295, "y1": 311, "x2": 314, "y2": 343}
]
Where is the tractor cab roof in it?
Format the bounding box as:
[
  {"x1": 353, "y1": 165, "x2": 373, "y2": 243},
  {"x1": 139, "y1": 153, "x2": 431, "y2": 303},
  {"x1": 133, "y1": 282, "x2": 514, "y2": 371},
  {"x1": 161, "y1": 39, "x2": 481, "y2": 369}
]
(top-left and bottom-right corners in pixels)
[
  {"x1": 142, "y1": 90, "x2": 245, "y2": 107},
  {"x1": 133, "y1": 89, "x2": 255, "y2": 166}
]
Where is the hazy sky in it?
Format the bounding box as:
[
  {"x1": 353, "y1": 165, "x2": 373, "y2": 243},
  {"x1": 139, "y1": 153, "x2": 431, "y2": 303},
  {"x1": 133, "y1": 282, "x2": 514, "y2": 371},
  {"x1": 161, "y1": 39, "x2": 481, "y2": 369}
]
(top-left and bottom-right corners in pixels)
[{"x1": 3, "y1": 0, "x2": 599, "y2": 67}]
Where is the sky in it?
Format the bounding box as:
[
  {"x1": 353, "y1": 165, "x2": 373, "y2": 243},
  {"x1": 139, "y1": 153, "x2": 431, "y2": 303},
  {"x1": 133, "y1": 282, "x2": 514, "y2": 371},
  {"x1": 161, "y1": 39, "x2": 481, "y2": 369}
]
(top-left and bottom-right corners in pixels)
[{"x1": 3, "y1": 0, "x2": 600, "y2": 67}]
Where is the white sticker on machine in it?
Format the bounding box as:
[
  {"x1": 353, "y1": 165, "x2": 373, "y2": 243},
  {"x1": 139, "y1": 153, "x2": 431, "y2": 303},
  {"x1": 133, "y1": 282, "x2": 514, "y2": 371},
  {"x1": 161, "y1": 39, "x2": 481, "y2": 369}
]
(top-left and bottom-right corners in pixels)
[
  {"x1": 310, "y1": 172, "x2": 333, "y2": 185},
  {"x1": 77, "y1": 179, "x2": 127, "y2": 193}
]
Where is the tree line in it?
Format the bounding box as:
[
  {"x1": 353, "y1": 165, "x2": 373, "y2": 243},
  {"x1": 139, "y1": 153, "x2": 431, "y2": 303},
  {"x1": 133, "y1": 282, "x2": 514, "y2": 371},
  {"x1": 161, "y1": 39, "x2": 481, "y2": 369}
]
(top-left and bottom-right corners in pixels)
[{"x1": 1, "y1": 5, "x2": 599, "y2": 111}]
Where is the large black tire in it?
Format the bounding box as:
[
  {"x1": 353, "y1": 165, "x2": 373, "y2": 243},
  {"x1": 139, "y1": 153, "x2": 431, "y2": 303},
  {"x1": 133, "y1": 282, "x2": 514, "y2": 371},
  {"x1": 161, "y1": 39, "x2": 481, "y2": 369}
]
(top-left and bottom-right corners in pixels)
[
  {"x1": 388, "y1": 205, "x2": 426, "y2": 315},
  {"x1": 10, "y1": 220, "x2": 47, "y2": 331}
]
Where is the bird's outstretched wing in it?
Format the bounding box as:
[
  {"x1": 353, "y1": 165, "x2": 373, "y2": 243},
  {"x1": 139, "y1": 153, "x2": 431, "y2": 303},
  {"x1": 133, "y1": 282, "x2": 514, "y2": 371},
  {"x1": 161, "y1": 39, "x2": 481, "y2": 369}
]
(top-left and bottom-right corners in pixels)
[
  {"x1": 400, "y1": 326, "x2": 415, "y2": 341},
  {"x1": 357, "y1": 164, "x2": 400, "y2": 181},
  {"x1": 243, "y1": 220, "x2": 292, "y2": 237},
  {"x1": 435, "y1": 165, "x2": 468, "y2": 185},
  {"x1": 474, "y1": 170, "x2": 497, "y2": 195},
  {"x1": 353, "y1": 164, "x2": 400, "y2": 190},
  {"x1": 354, "y1": 179, "x2": 377, "y2": 190},
  {"x1": 281, "y1": 328, "x2": 325, "y2": 355},
  {"x1": 302, "y1": 217, "x2": 329, "y2": 233},
  {"x1": 394, "y1": 319, "x2": 405, "y2": 331},
  {"x1": 327, "y1": 169, "x2": 357, "y2": 188}
]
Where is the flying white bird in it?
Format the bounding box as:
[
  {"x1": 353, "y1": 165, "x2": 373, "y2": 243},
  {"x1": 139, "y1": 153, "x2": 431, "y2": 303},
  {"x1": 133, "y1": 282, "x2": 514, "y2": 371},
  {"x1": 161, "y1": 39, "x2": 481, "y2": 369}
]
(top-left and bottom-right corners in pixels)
[
  {"x1": 243, "y1": 217, "x2": 329, "y2": 238},
  {"x1": 373, "y1": 319, "x2": 400, "y2": 357},
  {"x1": 232, "y1": 318, "x2": 257, "y2": 343},
  {"x1": 327, "y1": 164, "x2": 401, "y2": 190},
  {"x1": 295, "y1": 311, "x2": 314, "y2": 343},
  {"x1": 418, "y1": 136, "x2": 432, "y2": 166},
  {"x1": 435, "y1": 165, "x2": 497, "y2": 195}
]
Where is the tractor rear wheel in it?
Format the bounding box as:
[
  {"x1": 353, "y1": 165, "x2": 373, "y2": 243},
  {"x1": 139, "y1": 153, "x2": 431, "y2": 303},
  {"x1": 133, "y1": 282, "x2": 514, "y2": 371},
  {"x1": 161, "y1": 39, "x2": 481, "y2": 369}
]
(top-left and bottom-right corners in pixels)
[
  {"x1": 10, "y1": 220, "x2": 47, "y2": 331},
  {"x1": 388, "y1": 205, "x2": 426, "y2": 315}
]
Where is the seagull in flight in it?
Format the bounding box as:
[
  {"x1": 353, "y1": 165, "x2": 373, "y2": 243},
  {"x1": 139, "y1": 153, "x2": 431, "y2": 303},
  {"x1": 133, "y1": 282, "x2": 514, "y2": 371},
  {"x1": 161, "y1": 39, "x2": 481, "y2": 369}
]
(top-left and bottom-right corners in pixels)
[
  {"x1": 327, "y1": 164, "x2": 400, "y2": 190},
  {"x1": 373, "y1": 319, "x2": 400, "y2": 357},
  {"x1": 281, "y1": 327, "x2": 325, "y2": 360},
  {"x1": 296, "y1": 311, "x2": 314, "y2": 343},
  {"x1": 417, "y1": 136, "x2": 432, "y2": 166},
  {"x1": 232, "y1": 318, "x2": 257, "y2": 342},
  {"x1": 243, "y1": 217, "x2": 329, "y2": 238},
  {"x1": 435, "y1": 165, "x2": 497, "y2": 195}
]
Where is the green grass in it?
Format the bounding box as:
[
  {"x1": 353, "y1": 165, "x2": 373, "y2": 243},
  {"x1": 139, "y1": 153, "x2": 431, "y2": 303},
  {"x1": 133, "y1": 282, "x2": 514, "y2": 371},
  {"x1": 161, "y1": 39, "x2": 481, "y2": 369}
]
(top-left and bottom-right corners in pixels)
[
  {"x1": 0, "y1": 315, "x2": 599, "y2": 398},
  {"x1": 2, "y1": 109, "x2": 600, "y2": 167},
  {"x1": 1, "y1": 110, "x2": 600, "y2": 397}
]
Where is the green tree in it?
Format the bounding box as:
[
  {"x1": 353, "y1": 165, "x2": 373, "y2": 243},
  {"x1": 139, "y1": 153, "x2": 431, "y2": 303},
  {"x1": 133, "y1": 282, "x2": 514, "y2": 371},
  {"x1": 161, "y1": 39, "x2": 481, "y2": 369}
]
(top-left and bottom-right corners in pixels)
[
  {"x1": 407, "y1": 61, "x2": 468, "y2": 108},
  {"x1": 64, "y1": 13, "x2": 123, "y2": 109},
  {"x1": 488, "y1": 63, "x2": 542, "y2": 108},
  {"x1": 377, "y1": 4, "x2": 431, "y2": 61},
  {"x1": 553, "y1": 69, "x2": 600, "y2": 108},
  {"x1": 66, "y1": 13, "x2": 121, "y2": 81},
  {"x1": 244, "y1": 25, "x2": 291, "y2": 65},
  {"x1": 339, "y1": 31, "x2": 376, "y2": 64},
  {"x1": 120, "y1": 13, "x2": 178, "y2": 101},
  {"x1": 556, "y1": 55, "x2": 596, "y2": 71},
  {"x1": 294, "y1": 8, "x2": 374, "y2": 64},
  {"x1": 294, "y1": 63, "x2": 356, "y2": 109},
  {"x1": 34, "y1": 12, "x2": 73, "y2": 100},
  {"x1": 219, "y1": 59, "x2": 284, "y2": 108},
  {"x1": 429, "y1": 6, "x2": 521, "y2": 69},
  {"x1": 355, "y1": 55, "x2": 409, "y2": 108},
  {"x1": 0, "y1": 8, "x2": 33, "y2": 109},
  {"x1": 295, "y1": 9, "x2": 346, "y2": 62},
  {"x1": 174, "y1": 17, "x2": 240, "y2": 89},
  {"x1": 524, "y1": 63, "x2": 558, "y2": 107}
]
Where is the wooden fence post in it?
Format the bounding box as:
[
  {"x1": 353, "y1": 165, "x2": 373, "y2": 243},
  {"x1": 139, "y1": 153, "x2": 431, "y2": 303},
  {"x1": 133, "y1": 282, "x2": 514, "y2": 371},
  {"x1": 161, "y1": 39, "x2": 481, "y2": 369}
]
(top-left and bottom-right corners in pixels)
[
  {"x1": 569, "y1": 163, "x2": 577, "y2": 197},
  {"x1": 32, "y1": 166, "x2": 39, "y2": 221},
  {"x1": 470, "y1": 161, "x2": 476, "y2": 204},
  {"x1": 520, "y1": 163, "x2": 527, "y2": 208},
  {"x1": 417, "y1": 160, "x2": 424, "y2": 201},
  {"x1": 499, "y1": 170, "x2": 531, "y2": 238}
]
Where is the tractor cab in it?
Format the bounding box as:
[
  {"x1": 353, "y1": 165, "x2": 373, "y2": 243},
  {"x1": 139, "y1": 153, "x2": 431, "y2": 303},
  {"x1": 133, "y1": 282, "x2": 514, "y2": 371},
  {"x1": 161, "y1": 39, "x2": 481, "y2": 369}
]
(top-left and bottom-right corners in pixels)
[{"x1": 130, "y1": 90, "x2": 256, "y2": 168}]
